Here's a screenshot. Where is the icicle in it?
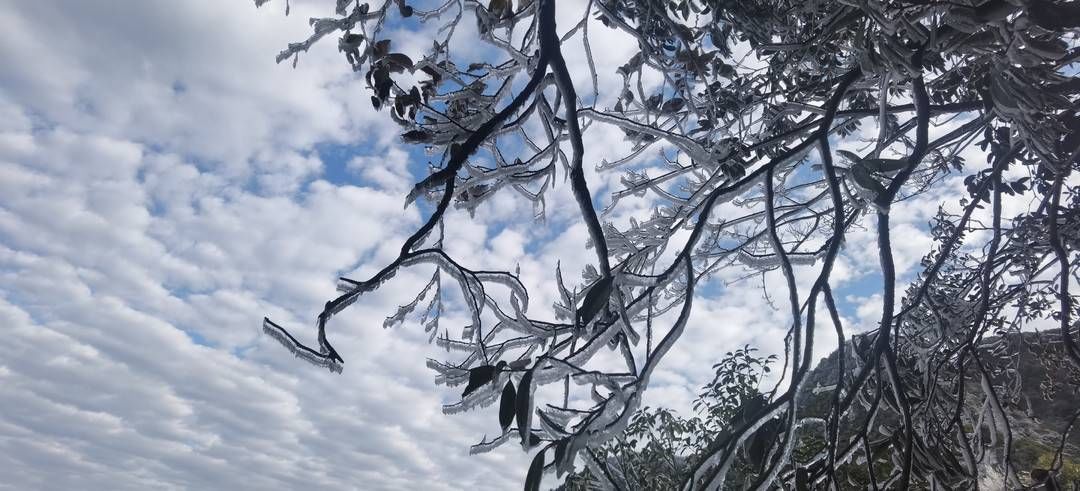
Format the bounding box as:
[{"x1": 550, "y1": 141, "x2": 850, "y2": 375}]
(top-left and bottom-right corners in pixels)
[
  {"x1": 443, "y1": 374, "x2": 504, "y2": 415},
  {"x1": 535, "y1": 409, "x2": 571, "y2": 439},
  {"x1": 736, "y1": 250, "x2": 783, "y2": 270},
  {"x1": 469, "y1": 431, "x2": 511, "y2": 455},
  {"x1": 383, "y1": 272, "x2": 439, "y2": 329},
  {"x1": 434, "y1": 336, "x2": 479, "y2": 352},
  {"x1": 262, "y1": 319, "x2": 343, "y2": 373}
]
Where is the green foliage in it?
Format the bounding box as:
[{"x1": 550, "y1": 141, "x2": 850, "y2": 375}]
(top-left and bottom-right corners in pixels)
[
  {"x1": 1036, "y1": 452, "x2": 1080, "y2": 485},
  {"x1": 560, "y1": 346, "x2": 774, "y2": 490},
  {"x1": 694, "y1": 347, "x2": 776, "y2": 434},
  {"x1": 1015, "y1": 438, "x2": 1080, "y2": 486}
]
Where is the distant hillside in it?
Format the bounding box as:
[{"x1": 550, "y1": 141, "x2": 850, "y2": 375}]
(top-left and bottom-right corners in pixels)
[
  {"x1": 559, "y1": 332, "x2": 1080, "y2": 490},
  {"x1": 800, "y1": 329, "x2": 1080, "y2": 487}
]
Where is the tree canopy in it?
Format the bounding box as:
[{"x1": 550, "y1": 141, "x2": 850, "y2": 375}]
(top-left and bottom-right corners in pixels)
[{"x1": 256, "y1": 0, "x2": 1080, "y2": 488}]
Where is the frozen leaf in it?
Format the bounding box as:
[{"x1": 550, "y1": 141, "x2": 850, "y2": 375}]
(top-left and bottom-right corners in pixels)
[
  {"x1": 850, "y1": 163, "x2": 885, "y2": 196},
  {"x1": 516, "y1": 368, "x2": 534, "y2": 446},
  {"x1": 795, "y1": 468, "x2": 810, "y2": 491},
  {"x1": 463, "y1": 365, "x2": 497, "y2": 398},
  {"x1": 524, "y1": 447, "x2": 545, "y2": 491},
  {"x1": 576, "y1": 275, "x2": 614, "y2": 327},
  {"x1": 383, "y1": 53, "x2": 414, "y2": 72},
  {"x1": 499, "y1": 380, "x2": 516, "y2": 430},
  {"x1": 402, "y1": 129, "x2": 435, "y2": 144},
  {"x1": 660, "y1": 98, "x2": 685, "y2": 114}
]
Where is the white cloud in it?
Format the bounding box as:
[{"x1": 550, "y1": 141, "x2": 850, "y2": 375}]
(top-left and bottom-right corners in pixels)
[
  {"x1": 0, "y1": 0, "x2": 1002, "y2": 489},
  {"x1": 0, "y1": 1, "x2": 533, "y2": 489}
]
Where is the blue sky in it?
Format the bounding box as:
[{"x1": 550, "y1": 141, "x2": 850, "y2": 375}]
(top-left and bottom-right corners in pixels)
[{"x1": 0, "y1": 1, "x2": 997, "y2": 489}]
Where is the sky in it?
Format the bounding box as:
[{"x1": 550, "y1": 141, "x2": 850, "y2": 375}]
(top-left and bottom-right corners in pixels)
[{"x1": 0, "y1": 1, "x2": 1001, "y2": 490}]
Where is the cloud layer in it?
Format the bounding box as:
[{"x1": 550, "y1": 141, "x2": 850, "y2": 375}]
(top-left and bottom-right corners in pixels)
[
  {"x1": 0, "y1": 1, "x2": 995, "y2": 490},
  {"x1": 0, "y1": 1, "x2": 533, "y2": 489}
]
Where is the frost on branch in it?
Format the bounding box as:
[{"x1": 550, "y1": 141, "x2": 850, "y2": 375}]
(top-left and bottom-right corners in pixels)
[{"x1": 258, "y1": 0, "x2": 1080, "y2": 489}]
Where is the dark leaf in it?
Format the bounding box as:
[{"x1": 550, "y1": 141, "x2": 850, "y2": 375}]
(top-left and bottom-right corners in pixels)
[
  {"x1": 524, "y1": 448, "x2": 545, "y2": 491},
  {"x1": 661, "y1": 97, "x2": 685, "y2": 114},
  {"x1": 420, "y1": 65, "x2": 441, "y2": 82},
  {"x1": 508, "y1": 358, "x2": 531, "y2": 370},
  {"x1": 748, "y1": 418, "x2": 780, "y2": 469},
  {"x1": 369, "y1": 67, "x2": 390, "y2": 85},
  {"x1": 334, "y1": 0, "x2": 350, "y2": 15},
  {"x1": 394, "y1": 98, "x2": 405, "y2": 118},
  {"x1": 645, "y1": 94, "x2": 662, "y2": 110},
  {"x1": 716, "y1": 62, "x2": 736, "y2": 78},
  {"x1": 372, "y1": 39, "x2": 391, "y2": 57},
  {"x1": 576, "y1": 275, "x2": 614, "y2": 327},
  {"x1": 476, "y1": 10, "x2": 491, "y2": 35},
  {"x1": 861, "y1": 158, "x2": 908, "y2": 173},
  {"x1": 607, "y1": 331, "x2": 622, "y2": 350},
  {"x1": 795, "y1": 467, "x2": 809, "y2": 491},
  {"x1": 1031, "y1": 468, "x2": 1050, "y2": 482},
  {"x1": 342, "y1": 33, "x2": 364, "y2": 47},
  {"x1": 401, "y1": 129, "x2": 434, "y2": 144},
  {"x1": 553, "y1": 438, "x2": 570, "y2": 475},
  {"x1": 851, "y1": 164, "x2": 885, "y2": 196},
  {"x1": 396, "y1": 91, "x2": 416, "y2": 107},
  {"x1": 536, "y1": 409, "x2": 566, "y2": 438},
  {"x1": 1028, "y1": 0, "x2": 1080, "y2": 30},
  {"x1": 375, "y1": 79, "x2": 392, "y2": 101},
  {"x1": 383, "y1": 53, "x2": 414, "y2": 72},
  {"x1": 516, "y1": 368, "x2": 534, "y2": 445},
  {"x1": 499, "y1": 380, "x2": 516, "y2": 430},
  {"x1": 617, "y1": 52, "x2": 644, "y2": 76},
  {"x1": 731, "y1": 393, "x2": 766, "y2": 426},
  {"x1": 462, "y1": 365, "x2": 497, "y2": 398}
]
